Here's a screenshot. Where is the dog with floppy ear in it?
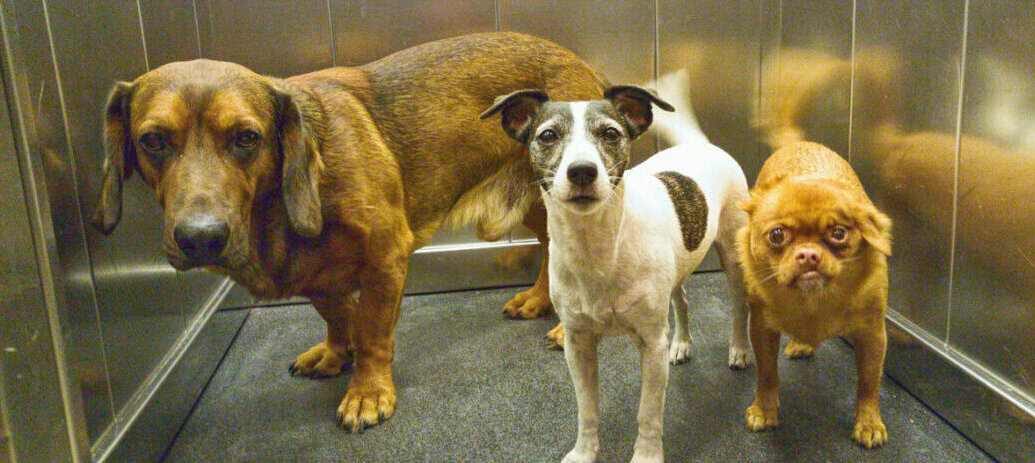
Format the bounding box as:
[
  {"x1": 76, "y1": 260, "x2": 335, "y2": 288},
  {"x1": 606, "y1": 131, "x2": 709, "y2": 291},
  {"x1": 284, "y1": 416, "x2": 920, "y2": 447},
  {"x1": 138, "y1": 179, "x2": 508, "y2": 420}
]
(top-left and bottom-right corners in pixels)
[
  {"x1": 92, "y1": 32, "x2": 607, "y2": 432},
  {"x1": 737, "y1": 141, "x2": 893, "y2": 448},
  {"x1": 484, "y1": 85, "x2": 751, "y2": 463}
]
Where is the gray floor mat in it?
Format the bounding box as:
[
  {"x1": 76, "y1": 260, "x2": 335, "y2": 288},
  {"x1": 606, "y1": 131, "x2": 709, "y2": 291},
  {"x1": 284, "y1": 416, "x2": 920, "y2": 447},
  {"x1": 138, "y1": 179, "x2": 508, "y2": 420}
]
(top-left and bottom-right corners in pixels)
[{"x1": 163, "y1": 273, "x2": 992, "y2": 463}]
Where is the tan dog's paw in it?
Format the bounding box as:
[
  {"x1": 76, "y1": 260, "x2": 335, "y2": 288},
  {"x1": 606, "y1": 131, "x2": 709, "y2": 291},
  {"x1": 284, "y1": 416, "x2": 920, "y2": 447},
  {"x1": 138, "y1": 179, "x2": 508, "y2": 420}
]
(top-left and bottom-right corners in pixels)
[
  {"x1": 745, "y1": 403, "x2": 779, "y2": 431},
  {"x1": 337, "y1": 382, "x2": 396, "y2": 433},
  {"x1": 503, "y1": 287, "x2": 552, "y2": 319},
  {"x1": 546, "y1": 322, "x2": 565, "y2": 350},
  {"x1": 783, "y1": 340, "x2": 814, "y2": 360},
  {"x1": 289, "y1": 342, "x2": 350, "y2": 378},
  {"x1": 669, "y1": 339, "x2": 693, "y2": 365},
  {"x1": 728, "y1": 346, "x2": 752, "y2": 370},
  {"x1": 852, "y1": 416, "x2": 887, "y2": 448}
]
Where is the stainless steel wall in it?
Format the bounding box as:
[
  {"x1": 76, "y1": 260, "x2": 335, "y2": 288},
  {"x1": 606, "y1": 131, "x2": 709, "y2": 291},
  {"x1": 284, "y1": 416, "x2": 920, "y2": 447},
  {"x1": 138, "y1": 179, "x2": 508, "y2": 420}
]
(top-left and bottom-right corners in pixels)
[{"x1": 1, "y1": 0, "x2": 1032, "y2": 461}]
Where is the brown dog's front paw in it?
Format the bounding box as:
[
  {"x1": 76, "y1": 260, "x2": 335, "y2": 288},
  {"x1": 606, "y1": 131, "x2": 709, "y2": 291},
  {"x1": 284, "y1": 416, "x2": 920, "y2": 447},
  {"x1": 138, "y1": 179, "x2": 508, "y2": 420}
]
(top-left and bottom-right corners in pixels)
[
  {"x1": 503, "y1": 288, "x2": 552, "y2": 319},
  {"x1": 745, "y1": 403, "x2": 779, "y2": 431},
  {"x1": 546, "y1": 322, "x2": 565, "y2": 350},
  {"x1": 783, "y1": 340, "x2": 814, "y2": 360},
  {"x1": 852, "y1": 417, "x2": 887, "y2": 448},
  {"x1": 337, "y1": 383, "x2": 396, "y2": 433},
  {"x1": 289, "y1": 342, "x2": 350, "y2": 378}
]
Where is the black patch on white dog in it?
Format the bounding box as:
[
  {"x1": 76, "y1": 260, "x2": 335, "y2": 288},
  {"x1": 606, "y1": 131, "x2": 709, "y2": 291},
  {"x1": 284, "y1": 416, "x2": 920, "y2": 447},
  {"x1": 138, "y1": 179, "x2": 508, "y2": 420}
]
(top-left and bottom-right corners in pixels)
[{"x1": 655, "y1": 171, "x2": 708, "y2": 251}]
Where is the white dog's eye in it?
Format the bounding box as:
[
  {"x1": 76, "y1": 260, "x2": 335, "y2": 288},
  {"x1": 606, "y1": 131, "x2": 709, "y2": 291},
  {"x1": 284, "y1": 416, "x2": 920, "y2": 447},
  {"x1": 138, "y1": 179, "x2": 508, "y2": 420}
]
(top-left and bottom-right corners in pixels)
[
  {"x1": 537, "y1": 129, "x2": 558, "y2": 145},
  {"x1": 602, "y1": 127, "x2": 621, "y2": 142}
]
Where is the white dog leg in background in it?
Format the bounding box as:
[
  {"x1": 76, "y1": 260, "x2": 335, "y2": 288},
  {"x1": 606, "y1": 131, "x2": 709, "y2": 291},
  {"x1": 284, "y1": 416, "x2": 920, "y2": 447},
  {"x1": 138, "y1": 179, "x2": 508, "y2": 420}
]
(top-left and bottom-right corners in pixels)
[
  {"x1": 631, "y1": 325, "x2": 670, "y2": 463},
  {"x1": 668, "y1": 284, "x2": 693, "y2": 365},
  {"x1": 716, "y1": 239, "x2": 752, "y2": 370},
  {"x1": 563, "y1": 330, "x2": 602, "y2": 463}
]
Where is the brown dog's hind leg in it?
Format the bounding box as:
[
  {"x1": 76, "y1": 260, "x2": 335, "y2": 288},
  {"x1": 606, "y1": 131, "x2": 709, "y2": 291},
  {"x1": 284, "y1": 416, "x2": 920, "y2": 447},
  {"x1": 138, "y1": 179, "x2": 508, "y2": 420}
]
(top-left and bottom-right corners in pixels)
[
  {"x1": 290, "y1": 294, "x2": 356, "y2": 378},
  {"x1": 746, "y1": 306, "x2": 781, "y2": 431},
  {"x1": 851, "y1": 316, "x2": 888, "y2": 448},
  {"x1": 504, "y1": 205, "x2": 554, "y2": 319},
  {"x1": 337, "y1": 250, "x2": 408, "y2": 433}
]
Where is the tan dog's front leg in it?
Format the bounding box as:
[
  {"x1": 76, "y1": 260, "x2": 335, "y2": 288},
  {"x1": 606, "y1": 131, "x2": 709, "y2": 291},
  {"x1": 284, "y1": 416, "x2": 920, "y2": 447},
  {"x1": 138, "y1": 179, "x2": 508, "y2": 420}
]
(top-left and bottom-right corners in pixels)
[
  {"x1": 505, "y1": 206, "x2": 553, "y2": 319},
  {"x1": 851, "y1": 317, "x2": 888, "y2": 448},
  {"x1": 746, "y1": 305, "x2": 781, "y2": 431},
  {"x1": 290, "y1": 294, "x2": 357, "y2": 377},
  {"x1": 337, "y1": 255, "x2": 408, "y2": 433}
]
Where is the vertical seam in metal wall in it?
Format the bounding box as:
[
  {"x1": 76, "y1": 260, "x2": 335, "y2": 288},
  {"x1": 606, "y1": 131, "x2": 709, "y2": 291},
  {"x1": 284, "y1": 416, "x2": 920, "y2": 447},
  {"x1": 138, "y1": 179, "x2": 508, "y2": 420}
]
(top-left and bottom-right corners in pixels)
[
  {"x1": 325, "y1": 0, "x2": 338, "y2": 66},
  {"x1": 134, "y1": 0, "x2": 150, "y2": 71},
  {"x1": 26, "y1": 2, "x2": 86, "y2": 459},
  {"x1": 191, "y1": 0, "x2": 203, "y2": 58},
  {"x1": 653, "y1": 0, "x2": 659, "y2": 154},
  {"x1": 945, "y1": 0, "x2": 969, "y2": 346},
  {"x1": 493, "y1": 0, "x2": 500, "y2": 31},
  {"x1": 847, "y1": 0, "x2": 857, "y2": 161}
]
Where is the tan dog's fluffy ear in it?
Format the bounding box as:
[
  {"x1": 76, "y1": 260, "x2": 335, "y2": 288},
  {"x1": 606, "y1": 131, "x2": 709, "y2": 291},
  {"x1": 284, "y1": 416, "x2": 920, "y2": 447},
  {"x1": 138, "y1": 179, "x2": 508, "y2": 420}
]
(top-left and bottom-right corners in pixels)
[
  {"x1": 856, "y1": 203, "x2": 892, "y2": 256},
  {"x1": 273, "y1": 83, "x2": 324, "y2": 238},
  {"x1": 92, "y1": 81, "x2": 136, "y2": 235},
  {"x1": 737, "y1": 192, "x2": 760, "y2": 216}
]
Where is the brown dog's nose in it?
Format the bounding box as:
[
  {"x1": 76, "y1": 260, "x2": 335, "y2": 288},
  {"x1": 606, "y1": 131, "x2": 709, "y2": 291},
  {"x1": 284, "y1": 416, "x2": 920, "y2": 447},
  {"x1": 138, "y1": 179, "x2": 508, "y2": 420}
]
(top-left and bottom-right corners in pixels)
[
  {"x1": 567, "y1": 161, "x2": 598, "y2": 187},
  {"x1": 794, "y1": 248, "x2": 821, "y2": 267},
  {"x1": 174, "y1": 214, "x2": 229, "y2": 263}
]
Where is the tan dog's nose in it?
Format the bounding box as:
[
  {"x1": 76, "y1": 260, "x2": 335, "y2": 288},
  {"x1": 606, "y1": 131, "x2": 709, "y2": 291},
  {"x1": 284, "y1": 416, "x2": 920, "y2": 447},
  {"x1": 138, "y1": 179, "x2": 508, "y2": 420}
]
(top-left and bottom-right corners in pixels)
[
  {"x1": 174, "y1": 213, "x2": 229, "y2": 263},
  {"x1": 794, "y1": 248, "x2": 821, "y2": 267}
]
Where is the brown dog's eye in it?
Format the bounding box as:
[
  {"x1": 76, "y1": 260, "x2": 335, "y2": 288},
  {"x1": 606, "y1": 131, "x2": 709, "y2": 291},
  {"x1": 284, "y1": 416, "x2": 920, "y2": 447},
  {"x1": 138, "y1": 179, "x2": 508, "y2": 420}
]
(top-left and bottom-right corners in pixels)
[
  {"x1": 537, "y1": 129, "x2": 558, "y2": 145},
  {"x1": 828, "y1": 225, "x2": 848, "y2": 244},
  {"x1": 234, "y1": 130, "x2": 261, "y2": 150},
  {"x1": 602, "y1": 127, "x2": 622, "y2": 142},
  {"x1": 139, "y1": 132, "x2": 167, "y2": 152},
  {"x1": 767, "y1": 227, "x2": 788, "y2": 246}
]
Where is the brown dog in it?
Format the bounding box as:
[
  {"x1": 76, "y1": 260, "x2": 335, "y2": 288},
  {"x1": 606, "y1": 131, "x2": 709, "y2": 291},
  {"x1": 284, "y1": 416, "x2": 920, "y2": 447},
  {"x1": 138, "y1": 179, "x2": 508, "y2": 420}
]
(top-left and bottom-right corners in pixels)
[
  {"x1": 92, "y1": 32, "x2": 605, "y2": 432},
  {"x1": 737, "y1": 141, "x2": 893, "y2": 448}
]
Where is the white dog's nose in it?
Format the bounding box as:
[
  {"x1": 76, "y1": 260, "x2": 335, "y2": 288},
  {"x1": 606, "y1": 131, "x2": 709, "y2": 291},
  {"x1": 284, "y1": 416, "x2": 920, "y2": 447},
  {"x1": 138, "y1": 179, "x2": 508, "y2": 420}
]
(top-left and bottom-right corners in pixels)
[{"x1": 566, "y1": 161, "x2": 598, "y2": 187}]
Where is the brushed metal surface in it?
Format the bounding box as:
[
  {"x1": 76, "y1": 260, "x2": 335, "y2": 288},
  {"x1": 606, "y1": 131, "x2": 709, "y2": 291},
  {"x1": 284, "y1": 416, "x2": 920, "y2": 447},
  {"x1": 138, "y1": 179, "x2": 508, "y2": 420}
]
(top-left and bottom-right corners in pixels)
[
  {"x1": 329, "y1": 0, "x2": 496, "y2": 66},
  {"x1": 138, "y1": 0, "x2": 202, "y2": 66},
  {"x1": 195, "y1": 0, "x2": 334, "y2": 75},
  {"x1": 0, "y1": 54, "x2": 77, "y2": 463},
  {"x1": 849, "y1": 0, "x2": 966, "y2": 340},
  {"x1": 952, "y1": 0, "x2": 1035, "y2": 417},
  {"x1": 0, "y1": 0, "x2": 110, "y2": 447}
]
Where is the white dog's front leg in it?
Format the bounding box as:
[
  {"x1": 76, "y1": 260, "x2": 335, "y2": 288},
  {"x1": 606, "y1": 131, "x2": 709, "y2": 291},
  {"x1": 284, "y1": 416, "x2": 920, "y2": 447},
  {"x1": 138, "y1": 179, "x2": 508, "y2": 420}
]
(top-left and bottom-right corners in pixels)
[
  {"x1": 668, "y1": 284, "x2": 693, "y2": 365},
  {"x1": 631, "y1": 332, "x2": 669, "y2": 463},
  {"x1": 563, "y1": 328, "x2": 601, "y2": 463}
]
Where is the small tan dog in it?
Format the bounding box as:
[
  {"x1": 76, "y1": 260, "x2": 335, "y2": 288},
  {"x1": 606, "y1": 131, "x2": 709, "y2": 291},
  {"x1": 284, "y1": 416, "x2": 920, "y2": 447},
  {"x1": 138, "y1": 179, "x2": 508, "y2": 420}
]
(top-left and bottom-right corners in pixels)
[{"x1": 737, "y1": 141, "x2": 893, "y2": 448}]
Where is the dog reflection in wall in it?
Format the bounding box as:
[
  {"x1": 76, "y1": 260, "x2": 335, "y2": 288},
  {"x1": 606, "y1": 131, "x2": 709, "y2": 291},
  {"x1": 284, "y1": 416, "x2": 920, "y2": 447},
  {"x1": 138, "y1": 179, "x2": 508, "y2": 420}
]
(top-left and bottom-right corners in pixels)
[{"x1": 482, "y1": 85, "x2": 751, "y2": 463}]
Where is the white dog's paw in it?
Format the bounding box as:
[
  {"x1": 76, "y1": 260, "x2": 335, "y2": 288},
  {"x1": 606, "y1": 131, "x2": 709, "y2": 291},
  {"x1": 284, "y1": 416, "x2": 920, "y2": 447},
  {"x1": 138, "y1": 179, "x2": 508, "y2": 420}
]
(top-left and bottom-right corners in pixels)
[
  {"x1": 630, "y1": 446, "x2": 664, "y2": 463},
  {"x1": 728, "y1": 346, "x2": 752, "y2": 370},
  {"x1": 562, "y1": 448, "x2": 598, "y2": 463},
  {"x1": 668, "y1": 340, "x2": 693, "y2": 365}
]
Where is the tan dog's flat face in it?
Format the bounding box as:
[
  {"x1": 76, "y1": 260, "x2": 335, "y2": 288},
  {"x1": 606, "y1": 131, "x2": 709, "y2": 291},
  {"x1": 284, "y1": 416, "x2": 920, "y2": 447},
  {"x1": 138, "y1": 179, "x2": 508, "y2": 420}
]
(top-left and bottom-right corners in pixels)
[
  {"x1": 746, "y1": 179, "x2": 886, "y2": 293},
  {"x1": 96, "y1": 60, "x2": 311, "y2": 271}
]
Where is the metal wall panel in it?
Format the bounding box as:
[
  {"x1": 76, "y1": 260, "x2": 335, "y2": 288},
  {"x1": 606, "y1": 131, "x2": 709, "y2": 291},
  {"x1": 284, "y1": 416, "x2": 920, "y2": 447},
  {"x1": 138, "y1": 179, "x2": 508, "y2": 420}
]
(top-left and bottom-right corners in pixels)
[
  {"x1": 196, "y1": 0, "x2": 334, "y2": 75},
  {"x1": 953, "y1": 0, "x2": 1035, "y2": 421},
  {"x1": 850, "y1": 0, "x2": 965, "y2": 339},
  {"x1": 139, "y1": 0, "x2": 202, "y2": 67},
  {"x1": 0, "y1": 57, "x2": 78, "y2": 463}
]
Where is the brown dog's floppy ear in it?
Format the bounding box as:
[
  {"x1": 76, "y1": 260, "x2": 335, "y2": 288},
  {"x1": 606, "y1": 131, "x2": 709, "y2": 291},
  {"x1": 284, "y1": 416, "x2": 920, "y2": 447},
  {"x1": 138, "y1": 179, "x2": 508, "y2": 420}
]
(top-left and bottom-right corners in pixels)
[
  {"x1": 92, "y1": 81, "x2": 136, "y2": 235},
  {"x1": 479, "y1": 89, "x2": 549, "y2": 143},
  {"x1": 604, "y1": 85, "x2": 675, "y2": 139},
  {"x1": 856, "y1": 203, "x2": 892, "y2": 256},
  {"x1": 274, "y1": 85, "x2": 324, "y2": 238}
]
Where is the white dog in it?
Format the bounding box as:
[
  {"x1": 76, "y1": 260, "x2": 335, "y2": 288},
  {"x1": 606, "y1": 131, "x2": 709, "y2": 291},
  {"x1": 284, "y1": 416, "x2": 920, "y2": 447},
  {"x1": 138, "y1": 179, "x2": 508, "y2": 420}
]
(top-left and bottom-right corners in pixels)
[{"x1": 482, "y1": 78, "x2": 751, "y2": 463}]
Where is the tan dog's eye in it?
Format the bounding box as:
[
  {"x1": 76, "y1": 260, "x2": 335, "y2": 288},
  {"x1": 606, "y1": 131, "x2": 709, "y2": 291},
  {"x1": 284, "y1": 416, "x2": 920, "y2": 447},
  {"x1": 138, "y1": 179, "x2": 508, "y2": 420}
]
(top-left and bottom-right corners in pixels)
[
  {"x1": 234, "y1": 130, "x2": 262, "y2": 150},
  {"x1": 139, "y1": 132, "x2": 167, "y2": 152},
  {"x1": 767, "y1": 226, "x2": 788, "y2": 246},
  {"x1": 828, "y1": 225, "x2": 848, "y2": 245},
  {"x1": 537, "y1": 129, "x2": 558, "y2": 145}
]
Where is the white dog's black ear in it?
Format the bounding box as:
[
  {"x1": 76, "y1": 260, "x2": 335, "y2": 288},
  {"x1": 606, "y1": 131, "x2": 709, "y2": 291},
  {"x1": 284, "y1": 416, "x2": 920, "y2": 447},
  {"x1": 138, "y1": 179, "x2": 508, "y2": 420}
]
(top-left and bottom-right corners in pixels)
[
  {"x1": 604, "y1": 85, "x2": 675, "y2": 139},
  {"x1": 480, "y1": 89, "x2": 549, "y2": 143}
]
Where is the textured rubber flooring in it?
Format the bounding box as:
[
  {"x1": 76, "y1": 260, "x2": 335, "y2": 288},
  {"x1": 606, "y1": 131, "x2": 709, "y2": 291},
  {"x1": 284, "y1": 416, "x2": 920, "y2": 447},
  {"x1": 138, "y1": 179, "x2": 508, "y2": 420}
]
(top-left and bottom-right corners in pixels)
[{"x1": 163, "y1": 273, "x2": 993, "y2": 463}]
